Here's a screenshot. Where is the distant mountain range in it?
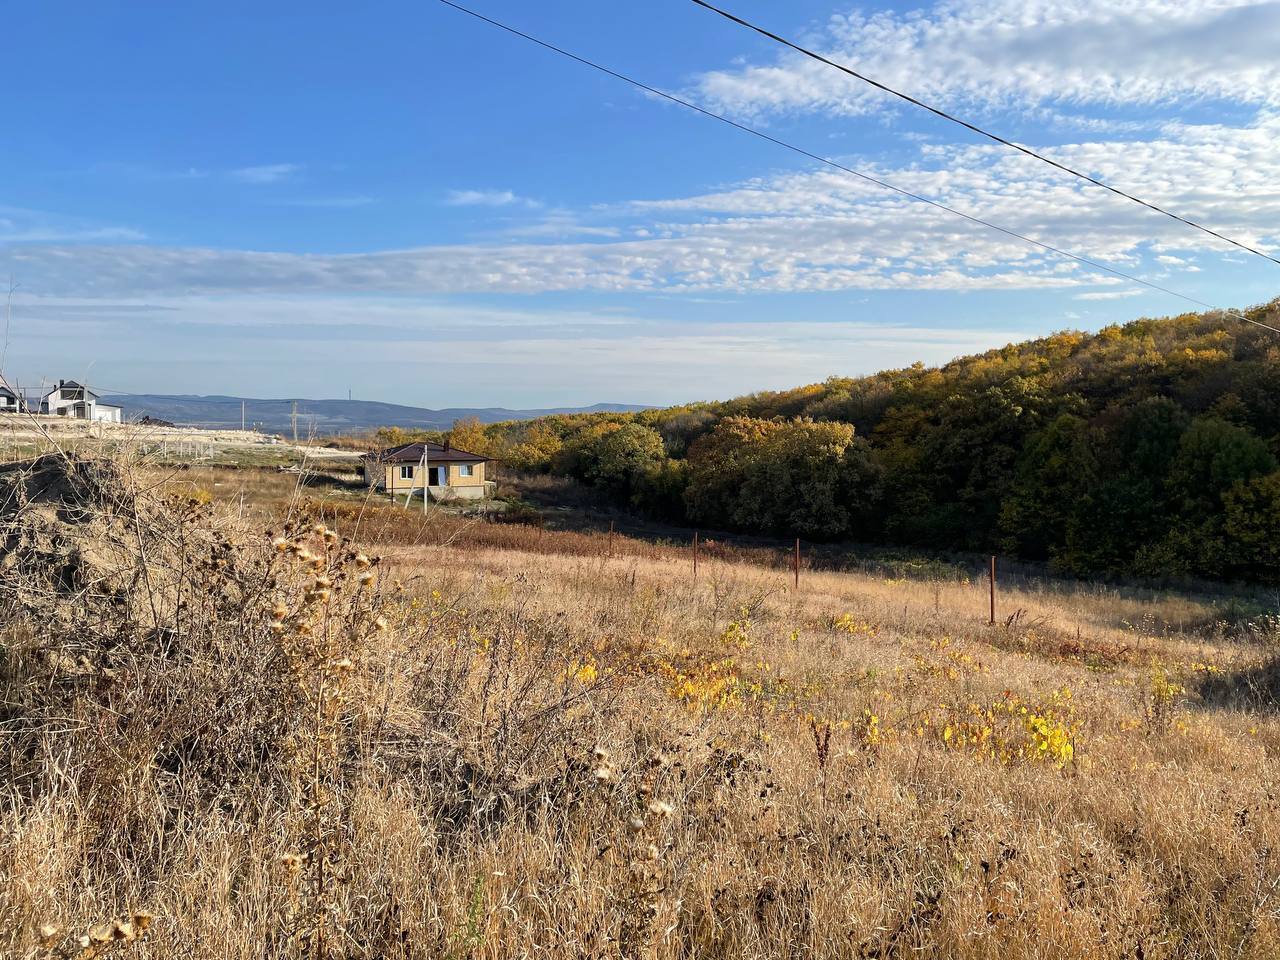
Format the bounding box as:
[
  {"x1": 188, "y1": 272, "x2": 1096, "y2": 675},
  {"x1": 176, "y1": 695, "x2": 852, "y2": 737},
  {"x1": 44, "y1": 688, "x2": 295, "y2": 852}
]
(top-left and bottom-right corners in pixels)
[{"x1": 100, "y1": 394, "x2": 651, "y2": 434}]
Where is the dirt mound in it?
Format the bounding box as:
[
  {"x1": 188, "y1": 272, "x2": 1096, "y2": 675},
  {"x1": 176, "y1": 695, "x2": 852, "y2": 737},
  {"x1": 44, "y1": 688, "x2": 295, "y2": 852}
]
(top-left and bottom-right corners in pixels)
[{"x1": 0, "y1": 454, "x2": 230, "y2": 649}]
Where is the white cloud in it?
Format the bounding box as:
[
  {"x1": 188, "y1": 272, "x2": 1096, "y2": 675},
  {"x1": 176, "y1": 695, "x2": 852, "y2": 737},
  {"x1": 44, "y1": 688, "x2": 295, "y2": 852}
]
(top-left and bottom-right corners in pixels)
[
  {"x1": 1074, "y1": 288, "x2": 1146, "y2": 300},
  {"x1": 9, "y1": 112, "x2": 1278, "y2": 300},
  {"x1": 691, "y1": 0, "x2": 1280, "y2": 119},
  {"x1": 230, "y1": 163, "x2": 301, "y2": 184},
  {"x1": 5, "y1": 293, "x2": 636, "y2": 333},
  {"x1": 503, "y1": 213, "x2": 620, "y2": 239},
  {"x1": 445, "y1": 189, "x2": 537, "y2": 208},
  {"x1": 0, "y1": 205, "x2": 146, "y2": 244}
]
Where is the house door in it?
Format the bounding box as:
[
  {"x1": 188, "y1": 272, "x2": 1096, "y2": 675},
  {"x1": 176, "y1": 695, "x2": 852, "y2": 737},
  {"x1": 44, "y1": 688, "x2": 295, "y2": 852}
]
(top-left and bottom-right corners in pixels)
[{"x1": 428, "y1": 466, "x2": 443, "y2": 486}]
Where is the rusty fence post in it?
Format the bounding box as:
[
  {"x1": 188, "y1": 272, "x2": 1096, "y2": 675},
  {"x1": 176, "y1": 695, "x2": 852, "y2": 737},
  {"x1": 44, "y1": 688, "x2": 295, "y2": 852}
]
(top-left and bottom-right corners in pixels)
[
  {"x1": 608, "y1": 520, "x2": 614, "y2": 558},
  {"x1": 794, "y1": 537, "x2": 800, "y2": 589},
  {"x1": 693, "y1": 531, "x2": 699, "y2": 580},
  {"x1": 988, "y1": 555, "x2": 997, "y2": 625}
]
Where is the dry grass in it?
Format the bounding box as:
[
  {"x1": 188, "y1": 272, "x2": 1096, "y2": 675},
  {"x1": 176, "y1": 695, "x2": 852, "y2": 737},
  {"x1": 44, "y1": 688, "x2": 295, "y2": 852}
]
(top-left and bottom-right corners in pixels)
[{"x1": 4, "y1": 452, "x2": 1280, "y2": 958}]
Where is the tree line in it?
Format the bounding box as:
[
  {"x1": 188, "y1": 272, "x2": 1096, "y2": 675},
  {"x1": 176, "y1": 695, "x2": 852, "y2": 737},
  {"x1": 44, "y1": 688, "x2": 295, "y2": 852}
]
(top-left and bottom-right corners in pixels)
[{"x1": 426, "y1": 301, "x2": 1280, "y2": 583}]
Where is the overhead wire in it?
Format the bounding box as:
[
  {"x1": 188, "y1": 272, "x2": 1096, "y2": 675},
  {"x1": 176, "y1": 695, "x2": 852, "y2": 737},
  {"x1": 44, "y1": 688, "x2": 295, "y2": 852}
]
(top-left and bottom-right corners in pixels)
[
  {"x1": 434, "y1": 0, "x2": 1280, "y2": 335},
  {"x1": 689, "y1": 0, "x2": 1280, "y2": 269}
]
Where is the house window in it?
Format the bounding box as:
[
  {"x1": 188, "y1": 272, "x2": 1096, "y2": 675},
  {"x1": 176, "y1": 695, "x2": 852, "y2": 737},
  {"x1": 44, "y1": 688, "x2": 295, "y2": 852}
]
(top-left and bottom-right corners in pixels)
[
  {"x1": 458, "y1": 464, "x2": 474, "y2": 477},
  {"x1": 399, "y1": 464, "x2": 414, "y2": 480}
]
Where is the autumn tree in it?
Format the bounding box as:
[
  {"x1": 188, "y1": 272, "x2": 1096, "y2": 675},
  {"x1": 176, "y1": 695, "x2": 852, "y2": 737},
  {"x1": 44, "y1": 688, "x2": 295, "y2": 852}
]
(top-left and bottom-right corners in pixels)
[{"x1": 447, "y1": 417, "x2": 493, "y2": 457}]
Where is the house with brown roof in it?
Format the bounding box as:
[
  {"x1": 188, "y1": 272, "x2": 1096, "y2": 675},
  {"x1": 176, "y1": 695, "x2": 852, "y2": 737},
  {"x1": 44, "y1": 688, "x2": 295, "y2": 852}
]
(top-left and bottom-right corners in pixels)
[{"x1": 363, "y1": 441, "x2": 493, "y2": 501}]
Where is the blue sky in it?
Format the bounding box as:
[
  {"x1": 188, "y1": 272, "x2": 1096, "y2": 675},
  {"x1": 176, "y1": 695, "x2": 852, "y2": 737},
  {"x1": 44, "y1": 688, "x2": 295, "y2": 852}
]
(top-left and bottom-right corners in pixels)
[{"x1": 3, "y1": 0, "x2": 1279, "y2": 407}]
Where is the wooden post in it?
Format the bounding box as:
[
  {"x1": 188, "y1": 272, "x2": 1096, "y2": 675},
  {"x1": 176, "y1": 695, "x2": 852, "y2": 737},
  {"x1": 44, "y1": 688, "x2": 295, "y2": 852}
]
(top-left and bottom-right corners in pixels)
[
  {"x1": 988, "y1": 555, "x2": 997, "y2": 625},
  {"x1": 608, "y1": 520, "x2": 615, "y2": 558},
  {"x1": 693, "y1": 531, "x2": 699, "y2": 580},
  {"x1": 794, "y1": 537, "x2": 800, "y2": 589}
]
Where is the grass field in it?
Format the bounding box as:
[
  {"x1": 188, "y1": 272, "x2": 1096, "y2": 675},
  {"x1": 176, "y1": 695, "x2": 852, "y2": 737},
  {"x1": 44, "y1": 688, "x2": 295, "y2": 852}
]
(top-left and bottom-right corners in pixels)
[{"x1": 4, "y1": 452, "x2": 1280, "y2": 958}]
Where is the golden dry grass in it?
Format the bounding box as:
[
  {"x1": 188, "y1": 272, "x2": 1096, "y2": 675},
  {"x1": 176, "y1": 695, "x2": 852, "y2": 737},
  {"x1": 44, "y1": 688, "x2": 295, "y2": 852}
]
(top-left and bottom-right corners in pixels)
[{"x1": 4, "y1": 454, "x2": 1280, "y2": 958}]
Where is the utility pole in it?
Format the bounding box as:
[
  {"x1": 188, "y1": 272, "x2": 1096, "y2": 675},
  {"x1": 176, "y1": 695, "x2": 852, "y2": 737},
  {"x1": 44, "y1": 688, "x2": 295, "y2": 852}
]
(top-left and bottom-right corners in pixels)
[
  {"x1": 290, "y1": 400, "x2": 298, "y2": 443},
  {"x1": 1, "y1": 277, "x2": 16, "y2": 379},
  {"x1": 241, "y1": 399, "x2": 245, "y2": 432}
]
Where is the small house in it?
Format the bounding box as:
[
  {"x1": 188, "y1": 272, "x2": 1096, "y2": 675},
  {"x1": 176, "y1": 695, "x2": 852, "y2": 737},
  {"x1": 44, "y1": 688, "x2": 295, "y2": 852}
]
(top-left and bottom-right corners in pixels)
[
  {"x1": 40, "y1": 380, "x2": 122, "y2": 422},
  {"x1": 363, "y1": 441, "x2": 493, "y2": 501},
  {"x1": 0, "y1": 384, "x2": 25, "y2": 414}
]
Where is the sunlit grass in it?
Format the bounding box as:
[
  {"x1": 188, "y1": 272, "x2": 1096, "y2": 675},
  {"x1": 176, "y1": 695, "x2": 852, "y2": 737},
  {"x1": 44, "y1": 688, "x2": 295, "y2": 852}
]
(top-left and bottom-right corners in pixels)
[{"x1": 5, "y1": 454, "x2": 1280, "y2": 958}]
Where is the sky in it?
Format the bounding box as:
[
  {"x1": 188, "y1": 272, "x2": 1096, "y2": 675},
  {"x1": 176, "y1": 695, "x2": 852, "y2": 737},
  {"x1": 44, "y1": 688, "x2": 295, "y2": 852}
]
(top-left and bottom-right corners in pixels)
[{"x1": 3, "y1": 0, "x2": 1279, "y2": 407}]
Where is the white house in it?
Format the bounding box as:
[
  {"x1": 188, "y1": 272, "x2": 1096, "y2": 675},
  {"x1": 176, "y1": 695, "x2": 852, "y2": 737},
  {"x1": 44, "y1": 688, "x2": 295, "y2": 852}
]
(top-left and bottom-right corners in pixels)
[
  {"x1": 39, "y1": 380, "x2": 123, "y2": 423},
  {"x1": 0, "y1": 384, "x2": 24, "y2": 414}
]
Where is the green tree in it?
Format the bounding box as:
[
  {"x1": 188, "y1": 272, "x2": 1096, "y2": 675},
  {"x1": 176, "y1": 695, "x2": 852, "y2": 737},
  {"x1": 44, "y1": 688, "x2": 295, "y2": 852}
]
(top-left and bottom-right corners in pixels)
[
  {"x1": 999, "y1": 414, "x2": 1093, "y2": 562},
  {"x1": 684, "y1": 417, "x2": 783, "y2": 528},
  {"x1": 686, "y1": 417, "x2": 881, "y2": 539},
  {"x1": 556, "y1": 421, "x2": 667, "y2": 497},
  {"x1": 1223, "y1": 471, "x2": 1280, "y2": 581},
  {"x1": 1057, "y1": 399, "x2": 1187, "y2": 576},
  {"x1": 1138, "y1": 416, "x2": 1278, "y2": 576}
]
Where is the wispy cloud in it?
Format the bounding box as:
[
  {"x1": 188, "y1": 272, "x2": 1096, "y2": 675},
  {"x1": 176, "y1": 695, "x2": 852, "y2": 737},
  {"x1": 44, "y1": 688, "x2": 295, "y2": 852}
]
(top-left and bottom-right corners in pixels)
[
  {"x1": 92, "y1": 161, "x2": 210, "y2": 181},
  {"x1": 691, "y1": 0, "x2": 1280, "y2": 119},
  {"x1": 1073, "y1": 289, "x2": 1146, "y2": 301},
  {"x1": 0, "y1": 205, "x2": 146, "y2": 244},
  {"x1": 274, "y1": 195, "x2": 376, "y2": 209},
  {"x1": 445, "y1": 189, "x2": 538, "y2": 208},
  {"x1": 231, "y1": 163, "x2": 301, "y2": 184},
  {"x1": 11, "y1": 108, "x2": 1280, "y2": 301},
  {"x1": 2, "y1": 293, "x2": 1034, "y2": 404},
  {"x1": 503, "y1": 212, "x2": 620, "y2": 239}
]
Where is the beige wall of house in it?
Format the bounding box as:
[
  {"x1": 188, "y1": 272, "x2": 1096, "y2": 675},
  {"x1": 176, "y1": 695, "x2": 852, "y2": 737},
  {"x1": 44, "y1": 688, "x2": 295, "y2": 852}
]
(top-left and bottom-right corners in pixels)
[
  {"x1": 446, "y1": 462, "x2": 485, "y2": 488},
  {"x1": 366, "y1": 461, "x2": 487, "y2": 492}
]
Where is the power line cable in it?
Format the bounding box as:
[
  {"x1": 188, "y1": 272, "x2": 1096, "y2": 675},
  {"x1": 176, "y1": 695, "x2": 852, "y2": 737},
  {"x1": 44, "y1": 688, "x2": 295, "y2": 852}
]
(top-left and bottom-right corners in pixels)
[
  {"x1": 689, "y1": 0, "x2": 1280, "y2": 269},
  {"x1": 435, "y1": 0, "x2": 1280, "y2": 335}
]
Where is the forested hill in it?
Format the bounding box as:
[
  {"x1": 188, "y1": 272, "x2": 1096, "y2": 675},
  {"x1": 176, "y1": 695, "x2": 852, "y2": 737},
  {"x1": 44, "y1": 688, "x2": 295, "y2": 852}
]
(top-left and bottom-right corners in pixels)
[{"x1": 449, "y1": 300, "x2": 1280, "y2": 583}]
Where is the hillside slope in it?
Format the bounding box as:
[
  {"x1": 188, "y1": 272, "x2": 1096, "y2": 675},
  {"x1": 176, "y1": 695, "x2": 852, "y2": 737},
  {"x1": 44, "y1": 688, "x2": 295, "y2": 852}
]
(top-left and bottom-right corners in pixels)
[
  {"x1": 6, "y1": 453, "x2": 1280, "y2": 956},
  {"x1": 100, "y1": 394, "x2": 650, "y2": 433},
  {"x1": 462, "y1": 300, "x2": 1280, "y2": 582}
]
